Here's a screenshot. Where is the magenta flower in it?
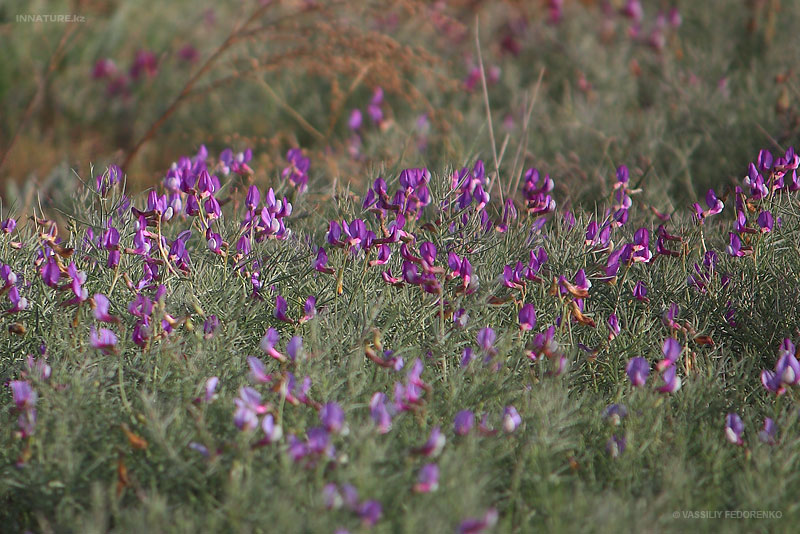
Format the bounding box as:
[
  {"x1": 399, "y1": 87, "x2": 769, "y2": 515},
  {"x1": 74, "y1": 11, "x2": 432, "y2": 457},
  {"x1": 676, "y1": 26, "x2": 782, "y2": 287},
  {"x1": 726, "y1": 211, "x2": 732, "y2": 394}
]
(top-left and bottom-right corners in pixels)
[
  {"x1": 11, "y1": 380, "x2": 37, "y2": 411},
  {"x1": 314, "y1": 248, "x2": 335, "y2": 274},
  {"x1": 657, "y1": 338, "x2": 682, "y2": 371},
  {"x1": 458, "y1": 508, "x2": 498, "y2": 534},
  {"x1": 477, "y1": 327, "x2": 496, "y2": 354},
  {"x1": 413, "y1": 426, "x2": 446, "y2": 457},
  {"x1": 234, "y1": 387, "x2": 268, "y2": 431},
  {"x1": 757, "y1": 210, "x2": 774, "y2": 233},
  {"x1": 301, "y1": 296, "x2": 317, "y2": 322},
  {"x1": 320, "y1": 402, "x2": 345, "y2": 434},
  {"x1": 414, "y1": 463, "x2": 439, "y2": 493},
  {"x1": 282, "y1": 148, "x2": 310, "y2": 193},
  {"x1": 693, "y1": 189, "x2": 724, "y2": 222},
  {"x1": 454, "y1": 410, "x2": 474, "y2": 436},
  {"x1": 357, "y1": 499, "x2": 382, "y2": 527},
  {"x1": 203, "y1": 315, "x2": 220, "y2": 339},
  {"x1": 248, "y1": 356, "x2": 272, "y2": 384},
  {"x1": 92, "y1": 293, "x2": 119, "y2": 323},
  {"x1": 369, "y1": 392, "x2": 392, "y2": 434},
  {"x1": 260, "y1": 414, "x2": 283, "y2": 444},
  {"x1": 348, "y1": 109, "x2": 363, "y2": 130},
  {"x1": 607, "y1": 314, "x2": 620, "y2": 340},
  {"x1": 606, "y1": 434, "x2": 626, "y2": 459},
  {"x1": 632, "y1": 281, "x2": 649, "y2": 302},
  {"x1": 24, "y1": 355, "x2": 51, "y2": 382},
  {"x1": 90, "y1": 327, "x2": 118, "y2": 354},
  {"x1": 287, "y1": 336, "x2": 303, "y2": 362},
  {"x1": 602, "y1": 404, "x2": 628, "y2": 426},
  {"x1": 518, "y1": 303, "x2": 536, "y2": 331},
  {"x1": 260, "y1": 328, "x2": 287, "y2": 362},
  {"x1": 202, "y1": 377, "x2": 218, "y2": 403},
  {"x1": 656, "y1": 366, "x2": 682, "y2": 393},
  {"x1": 274, "y1": 295, "x2": 292, "y2": 323},
  {"x1": 725, "y1": 412, "x2": 744, "y2": 445},
  {"x1": 758, "y1": 418, "x2": 776, "y2": 445},
  {"x1": 626, "y1": 357, "x2": 649, "y2": 387},
  {"x1": 502, "y1": 405, "x2": 522, "y2": 433}
]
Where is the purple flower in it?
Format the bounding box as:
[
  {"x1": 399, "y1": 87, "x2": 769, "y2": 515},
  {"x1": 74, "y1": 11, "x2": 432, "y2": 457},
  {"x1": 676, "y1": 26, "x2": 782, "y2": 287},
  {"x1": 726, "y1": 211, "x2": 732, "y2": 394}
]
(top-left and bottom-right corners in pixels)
[
  {"x1": 357, "y1": 499, "x2": 382, "y2": 527},
  {"x1": 602, "y1": 404, "x2": 627, "y2": 426},
  {"x1": 518, "y1": 303, "x2": 536, "y2": 331},
  {"x1": 234, "y1": 387, "x2": 268, "y2": 431},
  {"x1": 248, "y1": 356, "x2": 272, "y2": 384},
  {"x1": 656, "y1": 366, "x2": 682, "y2": 393},
  {"x1": 477, "y1": 327, "x2": 496, "y2": 354},
  {"x1": 314, "y1": 248, "x2": 334, "y2": 274},
  {"x1": 90, "y1": 327, "x2": 118, "y2": 354},
  {"x1": 282, "y1": 148, "x2": 310, "y2": 193},
  {"x1": 413, "y1": 426, "x2": 446, "y2": 457},
  {"x1": 458, "y1": 508, "x2": 498, "y2": 534},
  {"x1": 202, "y1": 377, "x2": 218, "y2": 402},
  {"x1": 260, "y1": 328, "x2": 286, "y2": 362},
  {"x1": 274, "y1": 295, "x2": 291, "y2": 323},
  {"x1": 414, "y1": 463, "x2": 439, "y2": 493},
  {"x1": 369, "y1": 392, "x2": 392, "y2": 433},
  {"x1": 607, "y1": 314, "x2": 620, "y2": 340},
  {"x1": 502, "y1": 405, "x2": 522, "y2": 433},
  {"x1": 260, "y1": 414, "x2": 283, "y2": 444},
  {"x1": 301, "y1": 296, "x2": 317, "y2": 322},
  {"x1": 626, "y1": 357, "x2": 649, "y2": 387},
  {"x1": 92, "y1": 293, "x2": 119, "y2": 323},
  {"x1": 287, "y1": 335, "x2": 303, "y2": 362},
  {"x1": 758, "y1": 418, "x2": 776, "y2": 445},
  {"x1": 203, "y1": 315, "x2": 220, "y2": 338},
  {"x1": 10, "y1": 380, "x2": 37, "y2": 411},
  {"x1": 606, "y1": 434, "x2": 626, "y2": 458},
  {"x1": 320, "y1": 402, "x2": 345, "y2": 434},
  {"x1": 454, "y1": 410, "x2": 475, "y2": 436},
  {"x1": 348, "y1": 109, "x2": 363, "y2": 130},
  {"x1": 725, "y1": 412, "x2": 744, "y2": 445},
  {"x1": 657, "y1": 338, "x2": 682, "y2": 371},
  {"x1": 757, "y1": 210, "x2": 774, "y2": 233},
  {"x1": 632, "y1": 281, "x2": 649, "y2": 302}
]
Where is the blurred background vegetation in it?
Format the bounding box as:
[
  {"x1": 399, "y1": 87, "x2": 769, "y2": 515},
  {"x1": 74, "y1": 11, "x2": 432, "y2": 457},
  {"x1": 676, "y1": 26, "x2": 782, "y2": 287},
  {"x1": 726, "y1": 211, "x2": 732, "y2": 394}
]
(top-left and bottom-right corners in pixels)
[{"x1": 1, "y1": 0, "x2": 798, "y2": 216}]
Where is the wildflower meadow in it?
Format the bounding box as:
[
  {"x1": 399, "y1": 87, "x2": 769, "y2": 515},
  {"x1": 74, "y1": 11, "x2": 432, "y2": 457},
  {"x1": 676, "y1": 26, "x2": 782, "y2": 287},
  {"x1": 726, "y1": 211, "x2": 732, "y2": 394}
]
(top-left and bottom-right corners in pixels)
[{"x1": 2, "y1": 1, "x2": 800, "y2": 532}]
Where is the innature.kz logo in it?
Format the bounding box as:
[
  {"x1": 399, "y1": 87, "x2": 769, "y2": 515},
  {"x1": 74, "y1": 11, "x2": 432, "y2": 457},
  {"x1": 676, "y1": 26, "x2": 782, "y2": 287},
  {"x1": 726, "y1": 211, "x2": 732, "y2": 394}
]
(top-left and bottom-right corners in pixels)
[{"x1": 16, "y1": 14, "x2": 86, "y2": 23}]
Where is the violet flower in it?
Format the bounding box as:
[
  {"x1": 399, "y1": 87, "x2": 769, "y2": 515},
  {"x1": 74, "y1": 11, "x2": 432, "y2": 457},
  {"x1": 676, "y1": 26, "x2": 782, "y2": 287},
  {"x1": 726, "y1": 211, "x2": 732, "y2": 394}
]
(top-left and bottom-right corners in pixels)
[
  {"x1": 632, "y1": 281, "x2": 649, "y2": 302},
  {"x1": 287, "y1": 336, "x2": 303, "y2": 362},
  {"x1": 758, "y1": 418, "x2": 776, "y2": 445},
  {"x1": 626, "y1": 357, "x2": 649, "y2": 387},
  {"x1": 657, "y1": 338, "x2": 682, "y2": 371},
  {"x1": 518, "y1": 303, "x2": 536, "y2": 331},
  {"x1": 358, "y1": 499, "x2": 382, "y2": 527},
  {"x1": 414, "y1": 463, "x2": 439, "y2": 493},
  {"x1": 724, "y1": 412, "x2": 744, "y2": 445},
  {"x1": 369, "y1": 392, "x2": 392, "y2": 434},
  {"x1": 602, "y1": 404, "x2": 628, "y2": 426},
  {"x1": 458, "y1": 508, "x2": 498, "y2": 534},
  {"x1": 248, "y1": 356, "x2": 272, "y2": 384},
  {"x1": 656, "y1": 366, "x2": 682, "y2": 393},
  {"x1": 502, "y1": 405, "x2": 522, "y2": 433},
  {"x1": 260, "y1": 414, "x2": 283, "y2": 444},
  {"x1": 274, "y1": 295, "x2": 292, "y2": 323},
  {"x1": 413, "y1": 426, "x2": 446, "y2": 457},
  {"x1": 260, "y1": 328, "x2": 287, "y2": 362},
  {"x1": 90, "y1": 327, "x2": 118, "y2": 354},
  {"x1": 301, "y1": 296, "x2": 317, "y2": 322},
  {"x1": 606, "y1": 434, "x2": 626, "y2": 459},
  {"x1": 320, "y1": 402, "x2": 345, "y2": 434},
  {"x1": 93, "y1": 293, "x2": 119, "y2": 323},
  {"x1": 454, "y1": 410, "x2": 475, "y2": 436}
]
